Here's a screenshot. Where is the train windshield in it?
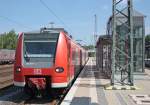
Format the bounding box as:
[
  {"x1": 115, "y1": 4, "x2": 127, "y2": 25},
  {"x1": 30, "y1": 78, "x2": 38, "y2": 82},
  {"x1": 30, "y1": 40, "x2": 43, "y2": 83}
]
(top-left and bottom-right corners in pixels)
[
  {"x1": 23, "y1": 33, "x2": 59, "y2": 68},
  {"x1": 24, "y1": 41, "x2": 56, "y2": 58}
]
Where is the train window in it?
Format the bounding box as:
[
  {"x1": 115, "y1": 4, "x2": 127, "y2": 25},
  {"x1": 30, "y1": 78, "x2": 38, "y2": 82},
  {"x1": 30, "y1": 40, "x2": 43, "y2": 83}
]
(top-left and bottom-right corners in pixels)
[
  {"x1": 23, "y1": 33, "x2": 59, "y2": 66},
  {"x1": 24, "y1": 41, "x2": 56, "y2": 57}
]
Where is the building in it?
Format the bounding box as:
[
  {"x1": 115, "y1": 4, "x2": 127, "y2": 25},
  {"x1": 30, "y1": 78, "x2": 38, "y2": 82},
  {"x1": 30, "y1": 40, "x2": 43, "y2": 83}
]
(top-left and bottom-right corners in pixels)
[{"x1": 96, "y1": 9, "x2": 145, "y2": 78}]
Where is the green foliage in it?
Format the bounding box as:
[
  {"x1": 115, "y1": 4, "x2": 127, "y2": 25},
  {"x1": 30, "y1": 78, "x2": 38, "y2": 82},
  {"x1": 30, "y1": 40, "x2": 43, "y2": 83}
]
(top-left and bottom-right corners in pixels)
[
  {"x1": 0, "y1": 30, "x2": 17, "y2": 49},
  {"x1": 145, "y1": 34, "x2": 150, "y2": 42}
]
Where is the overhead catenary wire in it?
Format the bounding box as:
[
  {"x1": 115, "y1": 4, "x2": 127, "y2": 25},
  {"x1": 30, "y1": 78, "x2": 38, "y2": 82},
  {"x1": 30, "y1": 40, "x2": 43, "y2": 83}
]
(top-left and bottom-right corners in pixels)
[
  {"x1": 0, "y1": 15, "x2": 32, "y2": 30},
  {"x1": 39, "y1": 0, "x2": 74, "y2": 34}
]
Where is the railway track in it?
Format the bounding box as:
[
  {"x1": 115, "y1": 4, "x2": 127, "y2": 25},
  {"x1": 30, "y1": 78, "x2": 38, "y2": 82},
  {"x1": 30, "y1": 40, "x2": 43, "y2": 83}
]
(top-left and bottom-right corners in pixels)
[
  {"x1": 0, "y1": 64, "x2": 13, "y2": 69},
  {"x1": 20, "y1": 96, "x2": 59, "y2": 105},
  {"x1": 0, "y1": 64, "x2": 13, "y2": 89}
]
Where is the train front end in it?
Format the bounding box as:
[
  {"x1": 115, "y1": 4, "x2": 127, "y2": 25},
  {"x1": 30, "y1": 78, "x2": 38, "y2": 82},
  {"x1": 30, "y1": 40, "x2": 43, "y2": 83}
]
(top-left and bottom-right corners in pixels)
[{"x1": 14, "y1": 29, "x2": 68, "y2": 96}]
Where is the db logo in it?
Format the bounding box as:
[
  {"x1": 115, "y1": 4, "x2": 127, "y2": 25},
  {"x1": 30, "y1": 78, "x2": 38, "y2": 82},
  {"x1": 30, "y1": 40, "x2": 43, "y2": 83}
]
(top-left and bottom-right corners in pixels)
[{"x1": 34, "y1": 68, "x2": 42, "y2": 74}]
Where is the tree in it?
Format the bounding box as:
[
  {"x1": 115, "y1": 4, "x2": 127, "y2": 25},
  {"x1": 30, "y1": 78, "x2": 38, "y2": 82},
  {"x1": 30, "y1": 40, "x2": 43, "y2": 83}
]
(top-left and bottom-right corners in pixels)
[
  {"x1": 0, "y1": 30, "x2": 17, "y2": 49},
  {"x1": 145, "y1": 34, "x2": 150, "y2": 42}
]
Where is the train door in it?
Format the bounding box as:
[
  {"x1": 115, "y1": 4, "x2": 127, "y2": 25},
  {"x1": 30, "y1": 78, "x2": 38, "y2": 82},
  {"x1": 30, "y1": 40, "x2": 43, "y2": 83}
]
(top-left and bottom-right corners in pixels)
[
  {"x1": 80, "y1": 50, "x2": 82, "y2": 68},
  {"x1": 67, "y1": 38, "x2": 72, "y2": 82}
]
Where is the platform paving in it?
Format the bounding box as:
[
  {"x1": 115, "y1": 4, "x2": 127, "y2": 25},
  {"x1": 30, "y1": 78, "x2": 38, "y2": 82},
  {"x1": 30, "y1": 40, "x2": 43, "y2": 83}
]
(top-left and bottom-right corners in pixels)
[{"x1": 61, "y1": 57, "x2": 150, "y2": 105}]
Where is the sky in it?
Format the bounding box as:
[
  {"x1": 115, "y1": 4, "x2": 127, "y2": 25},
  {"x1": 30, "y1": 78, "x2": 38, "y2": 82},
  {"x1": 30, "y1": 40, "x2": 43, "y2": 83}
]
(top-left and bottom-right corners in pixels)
[{"x1": 0, "y1": 0, "x2": 149, "y2": 45}]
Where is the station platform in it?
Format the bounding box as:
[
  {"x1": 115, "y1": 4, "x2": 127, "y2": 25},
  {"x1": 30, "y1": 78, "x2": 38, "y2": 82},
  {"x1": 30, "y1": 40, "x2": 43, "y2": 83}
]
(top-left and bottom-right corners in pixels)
[{"x1": 61, "y1": 57, "x2": 150, "y2": 105}]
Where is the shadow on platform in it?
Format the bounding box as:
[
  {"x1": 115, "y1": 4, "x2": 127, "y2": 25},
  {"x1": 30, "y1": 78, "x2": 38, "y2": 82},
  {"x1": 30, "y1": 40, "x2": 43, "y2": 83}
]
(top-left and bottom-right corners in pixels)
[
  {"x1": 81, "y1": 65, "x2": 109, "y2": 79},
  {"x1": 71, "y1": 97, "x2": 99, "y2": 105}
]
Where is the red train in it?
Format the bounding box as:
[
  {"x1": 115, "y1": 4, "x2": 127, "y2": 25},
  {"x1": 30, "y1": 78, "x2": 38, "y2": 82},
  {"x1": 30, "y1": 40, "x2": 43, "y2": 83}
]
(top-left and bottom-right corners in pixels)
[{"x1": 14, "y1": 28, "x2": 88, "y2": 96}]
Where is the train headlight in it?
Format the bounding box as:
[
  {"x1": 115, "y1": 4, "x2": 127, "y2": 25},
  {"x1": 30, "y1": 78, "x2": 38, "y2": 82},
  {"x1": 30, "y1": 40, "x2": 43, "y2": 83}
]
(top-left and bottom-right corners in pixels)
[
  {"x1": 55, "y1": 67, "x2": 64, "y2": 73},
  {"x1": 16, "y1": 67, "x2": 21, "y2": 73}
]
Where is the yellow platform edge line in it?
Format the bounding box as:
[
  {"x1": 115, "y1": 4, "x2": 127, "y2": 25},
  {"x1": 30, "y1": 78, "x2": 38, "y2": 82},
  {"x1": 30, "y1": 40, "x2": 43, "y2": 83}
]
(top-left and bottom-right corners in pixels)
[{"x1": 104, "y1": 85, "x2": 140, "y2": 90}]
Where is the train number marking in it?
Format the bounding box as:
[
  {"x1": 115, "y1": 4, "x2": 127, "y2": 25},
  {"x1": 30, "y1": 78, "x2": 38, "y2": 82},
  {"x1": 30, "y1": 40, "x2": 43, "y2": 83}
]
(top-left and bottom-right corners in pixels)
[{"x1": 34, "y1": 69, "x2": 42, "y2": 74}]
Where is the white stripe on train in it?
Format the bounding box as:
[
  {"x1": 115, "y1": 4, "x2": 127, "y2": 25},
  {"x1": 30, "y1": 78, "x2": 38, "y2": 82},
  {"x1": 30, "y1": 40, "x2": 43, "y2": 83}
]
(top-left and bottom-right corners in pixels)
[{"x1": 14, "y1": 81, "x2": 68, "y2": 88}]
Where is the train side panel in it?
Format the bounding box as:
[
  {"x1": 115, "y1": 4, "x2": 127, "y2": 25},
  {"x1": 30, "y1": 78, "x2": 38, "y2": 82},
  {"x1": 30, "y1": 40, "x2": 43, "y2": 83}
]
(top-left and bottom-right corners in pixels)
[
  {"x1": 14, "y1": 33, "x2": 25, "y2": 86},
  {"x1": 54, "y1": 32, "x2": 69, "y2": 88}
]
